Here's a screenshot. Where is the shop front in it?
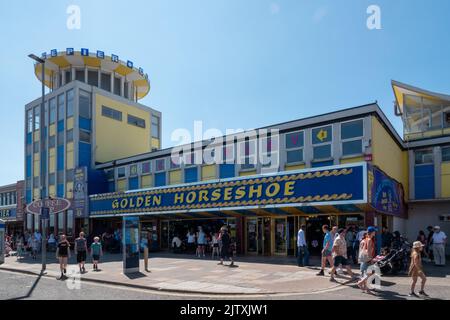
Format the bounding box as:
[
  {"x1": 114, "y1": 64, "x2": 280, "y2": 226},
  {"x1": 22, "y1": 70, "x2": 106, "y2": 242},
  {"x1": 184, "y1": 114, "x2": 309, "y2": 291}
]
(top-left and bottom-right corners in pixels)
[{"x1": 89, "y1": 162, "x2": 406, "y2": 257}]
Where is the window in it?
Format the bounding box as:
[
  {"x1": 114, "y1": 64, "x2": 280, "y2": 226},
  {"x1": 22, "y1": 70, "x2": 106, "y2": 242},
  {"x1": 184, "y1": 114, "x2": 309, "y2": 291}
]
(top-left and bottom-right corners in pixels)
[
  {"x1": 312, "y1": 125, "x2": 332, "y2": 160},
  {"x1": 443, "y1": 146, "x2": 450, "y2": 162},
  {"x1": 129, "y1": 164, "x2": 138, "y2": 177},
  {"x1": 105, "y1": 169, "x2": 114, "y2": 180},
  {"x1": 79, "y1": 90, "x2": 91, "y2": 119},
  {"x1": 65, "y1": 70, "x2": 72, "y2": 84},
  {"x1": 57, "y1": 94, "x2": 65, "y2": 121},
  {"x1": 27, "y1": 109, "x2": 33, "y2": 133},
  {"x1": 33, "y1": 177, "x2": 39, "y2": 188},
  {"x1": 34, "y1": 107, "x2": 40, "y2": 130},
  {"x1": 49, "y1": 173, "x2": 56, "y2": 185},
  {"x1": 170, "y1": 156, "x2": 181, "y2": 169},
  {"x1": 117, "y1": 167, "x2": 126, "y2": 178},
  {"x1": 285, "y1": 131, "x2": 304, "y2": 164},
  {"x1": 128, "y1": 114, "x2": 146, "y2": 128},
  {"x1": 155, "y1": 159, "x2": 166, "y2": 171},
  {"x1": 239, "y1": 139, "x2": 256, "y2": 169},
  {"x1": 49, "y1": 98, "x2": 56, "y2": 124},
  {"x1": 341, "y1": 119, "x2": 364, "y2": 156},
  {"x1": 79, "y1": 130, "x2": 91, "y2": 143},
  {"x1": 66, "y1": 129, "x2": 73, "y2": 143},
  {"x1": 66, "y1": 169, "x2": 74, "y2": 182},
  {"x1": 124, "y1": 81, "x2": 129, "y2": 98},
  {"x1": 75, "y1": 69, "x2": 85, "y2": 82},
  {"x1": 101, "y1": 73, "x2": 111, "y2": 92},
  {"x1": 57, "y1": 131, "x2": 64, "y2": 145},
  {"x1": 102, "y1": 106, "x2": 122, "y2": 121},
  {"x1": 141, "y1": 161, "x2": 151, "y2": 174},
  {"x1": 33, "y1": 141, "x2": 39, "y2": 153},
  {"x1": 151, "y1": 115, "x2": 160, "y2": 138},
  {"x1": 114, "y1": 77, "x2": 121, "y2": 95},
  {"x1": 66, "y1": 89, "x2": 74, "y2": 118},
  {"x1": 58, "y1": 211, "x2": 64, "y2": 234},
  {"x1": 49, "y1": 135, "x2": 56, "y2": 148},
  {"x1": 88, "y1": 70, "x2": 99, "y2": 86},
  {"x1": 415, "y1": 149, "x2": 434, "y2": 165}
]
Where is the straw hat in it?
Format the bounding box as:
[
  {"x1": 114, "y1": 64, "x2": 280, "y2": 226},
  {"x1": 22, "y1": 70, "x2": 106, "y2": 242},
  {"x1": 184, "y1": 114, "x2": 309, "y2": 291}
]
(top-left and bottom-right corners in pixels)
[{"x1": 412, "y1": 241, "x2": 425, "y2": 249}]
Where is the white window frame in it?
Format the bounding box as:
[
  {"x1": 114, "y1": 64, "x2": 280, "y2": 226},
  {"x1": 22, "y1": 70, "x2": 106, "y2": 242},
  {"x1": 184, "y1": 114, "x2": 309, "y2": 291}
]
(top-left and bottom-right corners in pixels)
[
  {"x1": 340, "y1": 118, "x2": 364, "y2": 157},
  {"x1": 311, "y1": 124, "x2": 333, "y2": 161},
  {"x1": 140, "y1": 161, "x2": 152, "y2": 175},
  {"x1": 285, "y1": 130, "x2": 305, "y2": 165},
  {"x1": 155, "y1": 158, "x2": 166, "y2": 172},
  {"x1": 238, "y1": 138, "x2": 257, "y2": 170}
]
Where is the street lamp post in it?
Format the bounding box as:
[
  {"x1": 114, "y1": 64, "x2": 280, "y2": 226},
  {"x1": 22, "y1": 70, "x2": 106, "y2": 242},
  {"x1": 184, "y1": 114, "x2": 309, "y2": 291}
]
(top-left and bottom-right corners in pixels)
[{"x1": 28, "y1": 54, "x2": 47, "y2": 273}]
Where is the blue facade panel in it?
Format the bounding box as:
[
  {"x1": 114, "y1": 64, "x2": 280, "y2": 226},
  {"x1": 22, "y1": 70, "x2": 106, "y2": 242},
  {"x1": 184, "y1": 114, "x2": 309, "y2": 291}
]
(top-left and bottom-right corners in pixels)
[
  {"x1": 26, "y1": 155, "x2": 32, "y2": 178},
  {"x1": 129, "y1": 177, "x2": 139, "y2": 190},
  {"x1": 26, "y1": 190, "x2": 31, "y2": 203},
  {"x1": 155, "y1": 172, "x2": 166, "y2": 187},
  {"x1": 108, "y1": 181, "x2": 115, "y2": 193},
  {"x1": 79, "y1": 117, "x2": 92, "y2": 131},
  {"x1": 219, "y1": 164, "x2": 235, "y2": 179},
  {"x1": 57, "y1": 120, "x2": 64, "y2": 132},
  {"x1": 312, "y1": 160, "x2": 334, "y2": 168},
  {"x1": 57, "y1": 184, "x2": 64, "y2": 197},
  {"x1": 185, "y1": 167, "x2": 198, "y2": 183},
  {"x1": 79, "y1": 143, "x2": 91, "y2": 167},
  {"x1": 26, "y1": 132, "x2": 32, "y2": 145},
  {"x1": 414, "y1": 165, "x2": 435, "y2": 199}
]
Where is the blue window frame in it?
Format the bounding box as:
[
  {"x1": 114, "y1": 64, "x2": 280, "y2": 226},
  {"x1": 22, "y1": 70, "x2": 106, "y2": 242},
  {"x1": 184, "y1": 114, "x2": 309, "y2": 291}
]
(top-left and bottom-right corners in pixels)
[
  {"x1": 155, "y1": 172, "x2": 166, "y2": 187},
  {"x1": 219, "y1": 164, "x2": 235, "y2": 179},
  {"x1": 128, "y1": 177, "x2": 139, "y2": 190},
  {"x1": 185, "y1": 167, "x2": 198, "y2": 183}
]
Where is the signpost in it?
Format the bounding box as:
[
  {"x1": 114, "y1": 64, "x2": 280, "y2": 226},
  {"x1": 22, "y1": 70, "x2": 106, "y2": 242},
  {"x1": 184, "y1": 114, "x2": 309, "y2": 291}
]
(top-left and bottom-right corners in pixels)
[
  {"x1": 123, "y1": 216, "x2": 140, "y2": 274},
  {"x1": 0, "y1": 220, "x2": 5, "y2": 265}
]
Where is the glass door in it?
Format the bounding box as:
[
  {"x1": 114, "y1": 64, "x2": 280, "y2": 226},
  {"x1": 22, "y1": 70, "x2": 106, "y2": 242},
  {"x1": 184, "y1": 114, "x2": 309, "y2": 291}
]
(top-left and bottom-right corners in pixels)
[
  {"x1": 160, "y1": 221, "x2": 169, "y2": 250},
  {"x1": 274, "y1": 217, "x2": 287, "y2": 255},
  {"x1": 246, "y1": 218, "x2": 258, "y2": 254}
]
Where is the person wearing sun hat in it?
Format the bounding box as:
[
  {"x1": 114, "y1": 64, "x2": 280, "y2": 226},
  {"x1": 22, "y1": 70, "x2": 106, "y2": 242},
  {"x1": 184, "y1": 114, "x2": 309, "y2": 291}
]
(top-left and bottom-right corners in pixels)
[{"x1": 408, "y1": 241, "x2": 428, "y2": 298}]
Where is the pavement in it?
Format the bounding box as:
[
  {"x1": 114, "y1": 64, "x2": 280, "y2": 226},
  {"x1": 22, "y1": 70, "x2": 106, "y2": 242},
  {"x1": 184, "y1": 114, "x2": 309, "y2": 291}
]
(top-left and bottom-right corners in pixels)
[{"x1": 1, "y1": 251, "x2": 449, "y2": 298}]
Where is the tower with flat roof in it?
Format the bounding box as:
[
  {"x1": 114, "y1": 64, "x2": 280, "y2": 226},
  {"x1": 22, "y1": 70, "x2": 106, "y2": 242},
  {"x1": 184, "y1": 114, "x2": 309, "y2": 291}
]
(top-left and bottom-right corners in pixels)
[{"x1": 24, "y1": 49, "x2": 162, "y2": 238}]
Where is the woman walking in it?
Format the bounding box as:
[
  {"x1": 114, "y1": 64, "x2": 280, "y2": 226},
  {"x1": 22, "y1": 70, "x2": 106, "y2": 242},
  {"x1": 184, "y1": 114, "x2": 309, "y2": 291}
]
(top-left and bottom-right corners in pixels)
[
  {"x1": 357, "y1": 228, "x2": 376, "y2": 293},
  {"x1": 211, "y1": 232, "x2": 220, "y2": 260},
  {"x1": 56, "y1": 234, "x2": 71, "y2": 280},
  {"x1": 196, "y1": 226, "x2": 206, "y2": 258},
  {"x1": 409, "y1": 241, "x2": 428, "y2": 297}
]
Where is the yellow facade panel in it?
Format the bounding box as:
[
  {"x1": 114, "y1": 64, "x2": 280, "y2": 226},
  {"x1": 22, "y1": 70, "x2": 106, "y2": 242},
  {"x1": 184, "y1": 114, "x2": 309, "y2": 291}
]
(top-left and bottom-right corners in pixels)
[
  {"x1": 239, "y1": 170, "x2": 257, "y2": 177},
  {"x1": 66, "y1": 182, "x2": 73, "y2": 199},
  {"x1": 33, "y1": 188, "x2": 40, "y2": 200},
  {"x1": 284, "y1": 164, "x2": 306, "y2": 171},
  {"x1": 66, "y1": 150, "x2": 74, "y2": 169},
  {"x1": 141, "y1": 175, "x2": 153, "y2": 188},
  {"x1": 169, "y1": 170, "x2": 182, "y2": 185},
  {"x1": 49, "y1": 185, "x2": 56, "y2": 197},
  {"x1": 117, "y1": 179, "x2": 127, "y2": 192},
  {"x1": 33, "y1": 131, "x2": 39, "y2": 142},
  {"x1": 33, "y1": 159, "x2": 39, "y2": 177},
  {"x1": 340, "y1": 156, "x2": 364, "y2": 164},
  {"x1": 151, "y1": 138, "x2": 160, "y2": 150},
  {"x1": 67, "y1": 117, "x2": 74, "y2": 130},
  {"x1": 441, "y1": 163, "x2": 450, "y2": 198},
  {"x1": 49, "y1": 124, "x2": 56, "y2": 136},
  {"x1": 371, "y1": 117, "x2": 409, "y2": 199},
  {"x1": 49, "y1": 148, "x2": 56, "y2": 173},
  {"x1": 201, "y1": 165, "x2": 216, "y2": 181},
  {"x1": 94, "y1": 94, "x2": 151, "y2": 163},
  {"x1": 441, "y1": 162, "x2": 450, "y2": 175}
]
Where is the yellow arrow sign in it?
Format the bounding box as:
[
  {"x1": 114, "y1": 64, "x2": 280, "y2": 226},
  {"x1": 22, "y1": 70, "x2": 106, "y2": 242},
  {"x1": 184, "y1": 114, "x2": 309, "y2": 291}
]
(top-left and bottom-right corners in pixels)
[{"x1": 317, "y1": 129, "x2": 328, "y2": 142}]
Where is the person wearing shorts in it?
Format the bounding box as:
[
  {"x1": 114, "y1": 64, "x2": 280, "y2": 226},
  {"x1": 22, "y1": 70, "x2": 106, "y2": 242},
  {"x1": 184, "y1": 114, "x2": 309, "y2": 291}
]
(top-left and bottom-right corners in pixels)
[
  {"x1": 330, "y1": 228, "x2": 356, "y2": 282},
  {"x1": 218, "y1": 227, "x2": 234, "y2": 266},
  {"x1": 90, "y1": 237, "x2": 103, "y2": 271},
  {"x1": 196, "y1": 227, "x2": 206, "y2": 258},
  {"x1": 74, "y1": 232, "x2": 88, "y2": 274},
  {"x1": 317, "y1": 225, "x2": 334, "y2": 276},
  {"x1": 56, "y1": 235, "x2": 71, "y2": 280},
  {"x1": 211, "y1": 232, "x2": 220, "y2": 259}
]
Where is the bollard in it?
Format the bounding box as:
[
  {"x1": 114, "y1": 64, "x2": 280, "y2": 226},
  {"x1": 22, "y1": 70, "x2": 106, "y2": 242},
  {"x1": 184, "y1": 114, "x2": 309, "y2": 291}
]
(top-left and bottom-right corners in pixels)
[{"x1": 144, "y1": 247, "x2": 149, "y2": 271}]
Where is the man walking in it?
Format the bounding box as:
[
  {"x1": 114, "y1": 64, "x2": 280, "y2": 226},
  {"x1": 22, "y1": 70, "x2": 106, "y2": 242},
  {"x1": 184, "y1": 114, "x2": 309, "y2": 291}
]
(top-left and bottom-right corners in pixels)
[
  {"x1": 74, "y1": 231, "x2": 88, "y2": 274},
  {"x1": 317, "y1": 225, "x2": 333, "y2": 275},
  {"x1": 330, "y1": 228, "x2": 356, "y2": 282},
  {"x1": 297, "y1": 225, "x2": 309, "y2": 267},
  {"x1": 432, "y1": 226, "x2": 447, "y2": 266}
]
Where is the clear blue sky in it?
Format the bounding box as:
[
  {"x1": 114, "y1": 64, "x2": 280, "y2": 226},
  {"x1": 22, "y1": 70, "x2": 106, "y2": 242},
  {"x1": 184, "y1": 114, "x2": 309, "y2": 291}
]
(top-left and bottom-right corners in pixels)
[{"x1": 1, "y1": 0, "x2": 450, "y2": 185}]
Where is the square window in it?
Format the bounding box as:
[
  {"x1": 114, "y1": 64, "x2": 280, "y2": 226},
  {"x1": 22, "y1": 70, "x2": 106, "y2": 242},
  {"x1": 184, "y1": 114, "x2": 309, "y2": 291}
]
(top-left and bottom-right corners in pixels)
[
  {"x1": 415, "y1": 149, "x2": 433, "y2": 165},
  {"x1": 117, "y1": 167, "x2": 126, "y2": 178},
  {"x1": 341, "y1": 120, "x2": 363, "y2": 140},
  {"x1": 342, "y1": 140, "x2": 362, "y2": 156},
  {"x1": 442, "y1": 146, "x2": 450, "y2": 162},
  {"x1": 141, "y1": 162, "x2": 151, "y2": 174},
  {"x1": 313, "y1": 144, "x2": 332, "y2": 160},
  {"x1": 79, "y1": 130, "x2": 91, "y2": 143},
  {"x1": 287, "y1": 150, "x2": 303, "y2": 163},
  {"x1": 130, "y1": 164, "x2": 138, "y2": 176},
  {"x1": 286, "y1": 131, "x2": 304, "y2": 149},
  {"x1": 312, "y1": 126, "x2": 332, "y2": 144},
  {"x1": 156, "y1": 159, "x2": 165, "y2": 171}
]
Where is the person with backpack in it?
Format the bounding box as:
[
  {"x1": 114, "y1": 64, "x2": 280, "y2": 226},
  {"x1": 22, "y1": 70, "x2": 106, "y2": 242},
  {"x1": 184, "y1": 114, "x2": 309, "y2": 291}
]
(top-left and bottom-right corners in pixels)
[{"x1": 74, "y1": 232, "x2": 88, "y2": 274}]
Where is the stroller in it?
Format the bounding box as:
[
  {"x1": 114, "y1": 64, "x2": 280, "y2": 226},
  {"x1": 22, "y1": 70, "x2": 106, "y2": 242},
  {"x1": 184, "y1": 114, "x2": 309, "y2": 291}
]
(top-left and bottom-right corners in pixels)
[{"x1": 376, "y1": 241, "x2": 411, "y2": 275}]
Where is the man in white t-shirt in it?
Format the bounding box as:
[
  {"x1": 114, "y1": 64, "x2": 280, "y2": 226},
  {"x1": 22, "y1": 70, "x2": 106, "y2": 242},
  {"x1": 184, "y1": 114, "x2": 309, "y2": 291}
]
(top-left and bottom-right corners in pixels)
[{"x1": 432, "y1": 226, "x2": 447, "y2": 266}]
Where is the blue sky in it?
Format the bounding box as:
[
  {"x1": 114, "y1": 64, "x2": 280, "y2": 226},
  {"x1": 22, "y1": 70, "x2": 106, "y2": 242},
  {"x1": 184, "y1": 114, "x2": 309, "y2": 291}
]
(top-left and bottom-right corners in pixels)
[{"x1": 1, "y1": 0, "x2": 450, "y2": 185}]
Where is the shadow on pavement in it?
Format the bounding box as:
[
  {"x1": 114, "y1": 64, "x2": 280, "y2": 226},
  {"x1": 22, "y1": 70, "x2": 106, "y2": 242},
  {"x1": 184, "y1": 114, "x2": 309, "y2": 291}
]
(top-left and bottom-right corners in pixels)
[
  {"x1": 124, "y1": 272, "x2": 147, "y2": 279},
  {"x1": 7, "y1": 272, "x2": 43, "y2": 300}
]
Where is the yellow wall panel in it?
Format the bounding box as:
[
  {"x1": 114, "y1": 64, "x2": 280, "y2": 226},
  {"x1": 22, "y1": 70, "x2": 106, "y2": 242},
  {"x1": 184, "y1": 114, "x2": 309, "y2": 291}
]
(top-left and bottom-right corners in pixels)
[
  {"x1": 117, "y1": 179, "x2": 127, "y2": 192},
  {"x1": 49, "y1": 148, "x2": 56, "y2": 173},
  {"x1": 33, "y1": 188, "x2": 40, "y2": 200},
  {"x1": 49, "y1": 124, "x2": 56, "y2": 136},
  {"x1": 66, "y1": 150, "x2": 74, "y2": 169},
  {"x1": 66, "y1": 142, "x2": 74, "y2": 152},
  {"x1": 151, "y1": 138, "x2": 160, "y2": 150},
  {"x1": 49, "y1": 185, "x2": 56, "y2": 197},
  {"x1": 239, "y1": 170, "x2": 257, "y2": 177},
  {"x1": 169, "y1": 170, "x2": 182, "y2": 185},
  {"x1": 94, "y1": 94, "x2": 151, "y2": 163},
  {"x1": 67, "y1": 117, "x2": 74, "y2": 130},
  {"x1": 33, "y1": 131, "x2": 39, "y2": 142},
  {"x1": 441, "y1": 163, "x2": 450, "y2": 198},
  {"x1": 66, "y1": 182, "x2": 73, "y2": 199},
  {"x1": 340, "y1": 156, "x2": 364, "y2": 164},
  {"x1": 284, "y1": 164, "x2": 306, "y2": 171},
  {"x1": 201, "y1": 165, "x2": 216, "y2": 181},
  {"x1": 371, "y1": 117, "x2": 409, "y2": 199},
  {"x1": 141, "y1": 175, "x2": 153, "y2": 188},
  {"x1": 33, "y1": 159, "x2": 40, "y2": 177}
]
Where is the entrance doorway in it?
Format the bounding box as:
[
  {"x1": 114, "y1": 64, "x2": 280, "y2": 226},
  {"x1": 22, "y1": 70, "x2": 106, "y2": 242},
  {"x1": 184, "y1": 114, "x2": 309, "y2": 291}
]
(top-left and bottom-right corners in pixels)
[
  {"x1": 246, "y1": 217, "x2": 272, "y2": 256},
  {"x1": 305, "y1": 216, "x2": 332, "y2": 256}
]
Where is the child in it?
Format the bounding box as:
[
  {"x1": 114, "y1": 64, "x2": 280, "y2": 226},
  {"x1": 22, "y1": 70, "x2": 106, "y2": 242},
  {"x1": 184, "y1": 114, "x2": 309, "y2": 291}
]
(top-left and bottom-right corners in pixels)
[
  {"x1": 408, "y1": 241, "x2": 428, "y2": 297},
  {"x1": 91, "y1": 237, "x2": 103, "y2": 271},
  {"x1": 211, "y1": 232, "x2": 220, "y2": 260}
]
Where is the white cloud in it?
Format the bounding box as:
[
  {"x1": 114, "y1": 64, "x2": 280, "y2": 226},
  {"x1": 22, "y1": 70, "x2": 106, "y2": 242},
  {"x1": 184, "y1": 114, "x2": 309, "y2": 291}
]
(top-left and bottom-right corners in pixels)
[
  {"x1": 270, "y1": 2, "x2": 280, "y2": 15},
  {"x1": 312, "y1": 6, "x2": 328, "y2": 23}
]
